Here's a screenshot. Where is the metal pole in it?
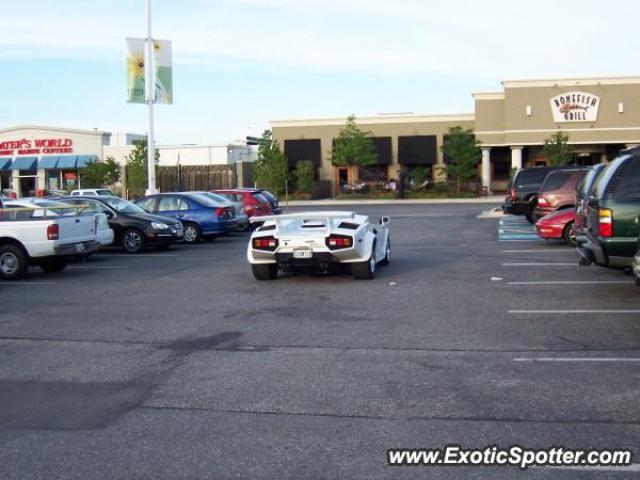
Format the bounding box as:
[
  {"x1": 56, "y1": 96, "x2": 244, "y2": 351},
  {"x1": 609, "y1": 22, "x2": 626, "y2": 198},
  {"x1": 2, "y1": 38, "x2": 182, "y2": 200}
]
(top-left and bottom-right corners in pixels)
[{"x1": 145, "y1": 0, "x2": 158, "y2": 195}]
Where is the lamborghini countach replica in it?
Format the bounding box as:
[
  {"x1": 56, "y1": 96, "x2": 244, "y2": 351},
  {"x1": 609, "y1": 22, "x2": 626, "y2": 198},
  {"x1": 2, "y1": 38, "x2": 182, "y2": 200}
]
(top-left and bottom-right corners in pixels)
[{"x1": 247, "y1": 211, "x2": 390, "y2": 280}]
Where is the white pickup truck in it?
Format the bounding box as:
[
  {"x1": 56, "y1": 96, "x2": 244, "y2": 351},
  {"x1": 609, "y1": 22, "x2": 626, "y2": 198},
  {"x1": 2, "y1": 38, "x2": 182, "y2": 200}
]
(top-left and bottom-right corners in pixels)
[{"x1": 0, "y1": 204, "x2": 101, "y2": 279}]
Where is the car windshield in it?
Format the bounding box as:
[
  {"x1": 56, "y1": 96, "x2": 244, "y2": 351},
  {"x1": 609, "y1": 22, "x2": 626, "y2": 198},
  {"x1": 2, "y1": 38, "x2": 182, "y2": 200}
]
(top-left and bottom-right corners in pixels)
[
  {"x1": 97, "y1": 189, "x2": 113, "y2": 196},
  {"x1": 253, "y1": 193, "x2": 269, "y2": 204},
  {"x1": 101, "y1": 197, "x2": 146, "y2": 214},
  {"x1": 200, "y1": 192, "x2": 231, "y2": 204}
]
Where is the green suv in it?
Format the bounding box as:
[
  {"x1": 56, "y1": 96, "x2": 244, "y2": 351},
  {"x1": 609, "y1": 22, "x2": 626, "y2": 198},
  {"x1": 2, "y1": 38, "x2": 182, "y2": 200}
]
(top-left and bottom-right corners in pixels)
[{"x1": 578, "y1": 148, "x2": 640, "y2": 269}]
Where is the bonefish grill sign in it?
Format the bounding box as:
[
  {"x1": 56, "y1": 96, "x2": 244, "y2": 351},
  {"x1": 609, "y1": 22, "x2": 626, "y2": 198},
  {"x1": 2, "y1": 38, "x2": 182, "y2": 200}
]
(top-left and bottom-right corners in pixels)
[
  {"x1": 550, "y1": 91, "x2": 600, "y2": 123},
  {"x1": 0, "y1": 138, "x2": 74, "y2": 157}
]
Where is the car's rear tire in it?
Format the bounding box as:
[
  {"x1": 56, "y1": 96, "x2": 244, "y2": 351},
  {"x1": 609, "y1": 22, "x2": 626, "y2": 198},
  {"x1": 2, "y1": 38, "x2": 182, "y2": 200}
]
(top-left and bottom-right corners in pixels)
[
  {"x1": 182, "y1": 223, "x2": 201, "y2": 244},
  {"x1": 122, "y1": 228, "x2": 146, "y2": 254},
  {"x1": 562, "y1": 221, "x2": 576, "y2": 247},
  {"x1": 39, "y1": 258, "x2": 68, "y2": 273},
  {"x1": 525, "y1": 211, "x2": 535, "y2": 224},
  {"x1": 635, "y1": 276, "x2": 640, "y2": 287},
  {"x1": 0, "y1": 244, "x2": 29, "y2": 280},
  {"x1": 252, "y1": 263, "x2": 278, "y2": 280},
  {"x1": 352, "y1": 254, "x2": 376, "y2": 280},
  {"x1": 379, "y1": 239, "x2": 390, "y2": 266}
]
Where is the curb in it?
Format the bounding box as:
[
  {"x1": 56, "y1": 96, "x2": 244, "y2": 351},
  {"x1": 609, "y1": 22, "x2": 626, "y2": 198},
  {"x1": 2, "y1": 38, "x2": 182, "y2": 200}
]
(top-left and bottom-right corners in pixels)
[{"x1": 281, "y1": 197, "x2": 504, "y2": 207}]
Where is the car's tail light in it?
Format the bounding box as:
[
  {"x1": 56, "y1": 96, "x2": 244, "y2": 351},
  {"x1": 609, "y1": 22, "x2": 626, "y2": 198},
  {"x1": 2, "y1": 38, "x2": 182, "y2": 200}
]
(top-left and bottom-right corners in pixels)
[
  {"x1": 253, "y1": 236, "x2": 278, "y2": 251},
  {"x1": 599, "y1": 208, "x2": 613, "y2": 237},
  {"x1": 47, "y1": 224, "x2": 59, "y2": 240},
  {"x1": 538, "y1": 196, "x2": 549, "y2": 207},
  {"x1": 510, "y1": 187, "x2": 516, "y2": 201},
  {"x1": 326, "y1": 234, "x2": 353, "y2": 250}
]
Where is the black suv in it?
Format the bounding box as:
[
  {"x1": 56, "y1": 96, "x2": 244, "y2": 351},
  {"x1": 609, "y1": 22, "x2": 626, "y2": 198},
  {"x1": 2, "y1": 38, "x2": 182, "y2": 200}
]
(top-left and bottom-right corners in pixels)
[
  {"x1": 503, "y1": 166, "x2": 560, "y2": 223},
  {"x1": 61, "y1": 196, "x2": 184, "y2": 253},
  {"x1": 577, "y1": 148, "x2": 640, "y2": 269}
]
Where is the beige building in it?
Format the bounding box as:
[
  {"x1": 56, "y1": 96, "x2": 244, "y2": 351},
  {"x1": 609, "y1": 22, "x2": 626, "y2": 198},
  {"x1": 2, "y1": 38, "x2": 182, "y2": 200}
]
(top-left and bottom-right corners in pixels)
[{"x1": 271, "y1": 75, "x2": 640, "y2": 193}]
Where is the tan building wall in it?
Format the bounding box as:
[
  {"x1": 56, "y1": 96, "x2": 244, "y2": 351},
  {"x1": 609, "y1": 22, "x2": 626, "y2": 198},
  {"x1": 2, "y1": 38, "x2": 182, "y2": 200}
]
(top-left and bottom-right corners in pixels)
[{"x1": 271, "y1": 114, "x2": 475, "y2": 190}]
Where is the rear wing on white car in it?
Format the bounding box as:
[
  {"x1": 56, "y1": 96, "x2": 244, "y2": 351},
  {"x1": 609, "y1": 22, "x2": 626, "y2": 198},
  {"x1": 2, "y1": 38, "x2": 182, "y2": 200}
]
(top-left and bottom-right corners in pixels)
[{"x1": 249, "y1": 211, "x2": 356, "y2": 224}]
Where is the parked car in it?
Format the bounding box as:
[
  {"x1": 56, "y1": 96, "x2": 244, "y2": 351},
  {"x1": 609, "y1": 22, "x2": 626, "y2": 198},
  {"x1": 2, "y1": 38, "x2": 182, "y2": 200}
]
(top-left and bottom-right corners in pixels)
[
  {"x1": 577, "y1": 148, "x2": 640, "y2": 269},
  {"x1": 247, "y1": 211, "x2": 390, "y2": 280},
  {"x1": 213, "y1": 189, "x2": 272, "y2": 221},
  {"x1": 535, "y1": 209, "x2": 577, "y2": 246},
  {"x1": 575, "y1": 163, "x2": 607, "y2": 247},
  {"x1": 70, "y1": 188, "x2": 114, "y2": 196},
  {"x1": 633, "y1": 243, "x2": 640, "y2": 286},
  {"x1": 199, "y1": 191, "x2": 249, "y2": 231},
  {"x1": 503, "y1": 166, "x2": 560, "y2": 223},
  {"x1": 134, "y1": 192, "x2": 237, "y2": 244},
  {"x1": 10, "y1": 198, "x2": 114, "y2": 247},
  {"x1": 61, "y1": 196, "x2": 183, "y2": 253},
  {"x1": 241, "y1": 188, "x2": 282, "y2": 214},
  {"x1": 0, "y1": 202, "x2": 100, "y2": 279},
  {"x1": 533, "y1": 167, "x2": 589, "y2": 221}
]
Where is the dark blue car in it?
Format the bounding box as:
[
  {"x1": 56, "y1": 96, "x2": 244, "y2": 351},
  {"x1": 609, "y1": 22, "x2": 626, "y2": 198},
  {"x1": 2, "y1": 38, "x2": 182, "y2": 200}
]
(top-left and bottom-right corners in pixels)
[{"x1": 135, "y1": 192, "x2": 238, "y2": 244}]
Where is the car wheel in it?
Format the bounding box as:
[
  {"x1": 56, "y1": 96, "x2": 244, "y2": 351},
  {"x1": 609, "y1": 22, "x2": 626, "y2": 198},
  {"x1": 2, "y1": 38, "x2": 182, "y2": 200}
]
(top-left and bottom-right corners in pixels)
[
  {"x1": 0, "y1": 245, "x2": 29, "y2": 280},
  {"x1": 562, "y1": 221, "x2": 577, "y2": 247},
  {"x1": 379, "y1": 238, "x2": 391, "y2": 265},
  {"x1": 352, "y1": 253, "x2": 376, "y2": 280},
  {"x1": 122, "y1": 229, "x2": 146, "y2": 254},
  {"x1": 525, "y1": 211, "x2": 535, "y2": 224},
  {"x1": 38, "y1": 258, "x2": 68, "y2": 273},
  {"x1": 251, "y1": 263, "x2": 278, "y2": 280},
  {"x1": 182, "y1": 223, "x2": 201, "y2": 244}
]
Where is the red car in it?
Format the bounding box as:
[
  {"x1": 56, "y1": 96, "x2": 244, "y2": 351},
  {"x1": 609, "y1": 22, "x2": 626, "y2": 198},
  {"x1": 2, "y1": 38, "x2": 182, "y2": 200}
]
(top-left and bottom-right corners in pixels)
[
  {"x1": 535, "y1": 209, "x2": 577, "y2": 246},
  {"x1": 212, "y1": 189, "x2": 272, "y2": 219}
]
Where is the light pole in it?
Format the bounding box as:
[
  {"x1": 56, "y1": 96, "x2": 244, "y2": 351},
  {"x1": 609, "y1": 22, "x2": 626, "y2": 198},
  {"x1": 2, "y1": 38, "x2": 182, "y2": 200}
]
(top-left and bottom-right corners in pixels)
[{"x1": 145, "y1": 0, "x2": 158, "y2": 195}]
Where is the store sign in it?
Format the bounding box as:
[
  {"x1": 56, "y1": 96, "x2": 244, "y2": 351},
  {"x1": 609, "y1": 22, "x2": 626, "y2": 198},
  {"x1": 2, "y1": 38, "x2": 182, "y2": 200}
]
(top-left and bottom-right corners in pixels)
[
  {"x1": 550, "y1": 91, "x2": 600, "y2": 123},
  {"x1": 0, "y1": 138, "x2": 74, "y2": 156}
]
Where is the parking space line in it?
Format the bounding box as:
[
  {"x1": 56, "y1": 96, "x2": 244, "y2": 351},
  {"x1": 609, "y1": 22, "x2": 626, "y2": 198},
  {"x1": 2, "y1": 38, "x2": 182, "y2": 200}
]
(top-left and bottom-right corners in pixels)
[
  {"x1": 1, "y1": 282, "x2": 57, "y2": 286},
  {"x1": 509, "y1": 309, "x2": 640, "y2": 314},
  {"x1": 502, "y1": 249, "x2": 573, "y2": 253},
  {"x1": 508, "y1": 281, "x2": 631, "y2": 285},
  {"x1": 68, "y1": 266, "x2": 129, "y2": 270},
  {"x1": 502, "y1": 262, "x2": 576, "y2": 266},
  {"x1": 93, "y1": 254, "x2": 179, "y2": 257},
  {"x1": 514, "y1": 357, "x2": 640, "y2": 362}
]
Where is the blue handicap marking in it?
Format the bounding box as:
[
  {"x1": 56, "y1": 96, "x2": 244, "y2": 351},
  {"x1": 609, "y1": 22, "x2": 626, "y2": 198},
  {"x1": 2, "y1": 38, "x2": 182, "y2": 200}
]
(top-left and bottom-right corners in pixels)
[{"x1": 498, "y1": 215, "x2": 541, "y2": 241}]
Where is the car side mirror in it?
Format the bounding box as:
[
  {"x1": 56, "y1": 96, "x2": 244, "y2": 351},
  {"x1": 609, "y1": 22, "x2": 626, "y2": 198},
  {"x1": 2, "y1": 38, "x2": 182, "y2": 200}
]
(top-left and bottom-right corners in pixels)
[{"x1": 381, "y1": 216, "x2": 390, "y2": 224}]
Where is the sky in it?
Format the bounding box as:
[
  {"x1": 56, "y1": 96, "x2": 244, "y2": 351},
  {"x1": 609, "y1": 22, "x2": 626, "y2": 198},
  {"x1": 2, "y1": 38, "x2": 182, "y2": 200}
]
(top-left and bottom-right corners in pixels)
[{"x1": 1, "y1": 0, "x2": 639, "y2": 144}]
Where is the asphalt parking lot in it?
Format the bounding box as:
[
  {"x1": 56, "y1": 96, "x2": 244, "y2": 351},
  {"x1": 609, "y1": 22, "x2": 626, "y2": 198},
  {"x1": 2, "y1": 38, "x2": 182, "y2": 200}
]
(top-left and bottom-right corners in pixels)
[{"x1": 1, "y1": 203, "x2": 639, "y2": 479}]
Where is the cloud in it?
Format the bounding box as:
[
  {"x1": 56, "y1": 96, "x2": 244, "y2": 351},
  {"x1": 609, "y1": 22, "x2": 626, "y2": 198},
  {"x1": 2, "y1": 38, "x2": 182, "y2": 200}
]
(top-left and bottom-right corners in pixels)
[{"x1": 1, "y1": 0, "x2": 639, "y2": 79}]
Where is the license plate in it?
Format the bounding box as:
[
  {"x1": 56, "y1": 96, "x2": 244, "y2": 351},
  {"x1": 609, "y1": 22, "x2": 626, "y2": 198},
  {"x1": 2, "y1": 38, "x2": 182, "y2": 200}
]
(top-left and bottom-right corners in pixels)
[
  {"x1": 293, "y1": 249, "x2": 313, "y2": 259},
  {"x1": 75, "y1": 244, "x2": 85, "y2": 253}
]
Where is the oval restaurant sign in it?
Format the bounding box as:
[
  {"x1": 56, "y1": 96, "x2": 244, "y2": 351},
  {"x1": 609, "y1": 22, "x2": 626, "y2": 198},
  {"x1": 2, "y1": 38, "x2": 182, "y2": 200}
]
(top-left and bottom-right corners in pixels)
[
  {"x1": 550, "y1": 91, "x2": 600, "y2": 123},
  {"x1": 0, "y1": 138, "x2": 74, "y2": 157}
]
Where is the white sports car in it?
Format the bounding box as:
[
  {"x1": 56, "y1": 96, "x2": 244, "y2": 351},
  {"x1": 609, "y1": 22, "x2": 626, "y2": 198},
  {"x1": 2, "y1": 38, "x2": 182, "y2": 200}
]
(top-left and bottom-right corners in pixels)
[{"x1": 247, "y1": 211, "x2": 390, "y2": 280}]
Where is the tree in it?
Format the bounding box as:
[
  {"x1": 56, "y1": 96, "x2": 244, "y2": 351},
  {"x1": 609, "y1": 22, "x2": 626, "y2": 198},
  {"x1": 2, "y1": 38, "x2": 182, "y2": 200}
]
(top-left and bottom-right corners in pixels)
[
  {"x1": 329, "y1": 114, "x2": 377, "y2": 171},
  {"x1": 126, "y1": 139, "x2": 158, "y2": 198},
  {"x1": 294, "y1": 160, "x2": 315, "y2": 193},
  {"x1": 408, "y1": 166, "x2": 429, "y2": 189},
  {"x1": 253, "y1": 130, "x2": 289, "y2": 196},
  {"x1": 80, "y1": 157, "x2": 121, "y2": 189},
  {"x1": 440, "y1": 126, "x2": 481, "y2": 194},
  {"x1": 542, "y1": 131, "x2": 572, "y2": 166}
]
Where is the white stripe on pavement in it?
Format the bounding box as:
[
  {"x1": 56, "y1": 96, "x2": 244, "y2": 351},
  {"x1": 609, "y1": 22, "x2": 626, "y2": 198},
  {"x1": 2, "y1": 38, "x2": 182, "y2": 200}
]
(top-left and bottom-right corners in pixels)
[
  {"x1": 508, "y1": 281, "x2": 631, "y2": 285},
  {"x1": 514, "y1": 357, "x2": 640, "y2": 362},
  {"x1": 68, "y1": 266, "x2": 129, "y2": 270},
  {"x1": 1, "y1": 282, "x2": 57, "y2": 286},
  {"x1": 93, "y1": 254, "x2": 179, "y2": 257},
  {"x1": 502, "y1": 262, "x2": 576, "y2": 266},
  {"x1": 502, "y1": 249, "x2": 574, "y2": 253},
  {"x1": 509, "y1": 309, "x2": 640, "y2": 314}
]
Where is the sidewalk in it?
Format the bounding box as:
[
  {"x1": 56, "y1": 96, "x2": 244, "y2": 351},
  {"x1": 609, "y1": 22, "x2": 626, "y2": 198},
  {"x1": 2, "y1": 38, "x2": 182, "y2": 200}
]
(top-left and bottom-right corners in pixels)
[{"x1": 281, "y1": 195, "x2": 504, "y2": 207}]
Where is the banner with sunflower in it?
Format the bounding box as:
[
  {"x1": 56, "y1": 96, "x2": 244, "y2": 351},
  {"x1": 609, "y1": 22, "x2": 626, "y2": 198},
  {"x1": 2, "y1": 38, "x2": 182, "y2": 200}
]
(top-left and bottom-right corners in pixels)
[{"x1": 126, "y1": 37, "x2": 146, "y2": 104}]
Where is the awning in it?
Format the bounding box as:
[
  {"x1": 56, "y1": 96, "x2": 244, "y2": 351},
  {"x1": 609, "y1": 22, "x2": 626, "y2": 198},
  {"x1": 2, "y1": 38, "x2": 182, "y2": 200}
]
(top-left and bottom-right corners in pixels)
[
  {"x1": 0, "y1": 157, "x2": 12, "y2": 171},
  {"x1": 56, "y1": 155, "x2": 78, "y2": 169},
  {"x1": 39, "y1": 156, "x2": 59, "y2": 169},
  {"x1": 76, "y1": 155, "x2": 98, "y2": 168},
  {"x1": 12, "y1": 156, "x2": 37, "y2": 170}
]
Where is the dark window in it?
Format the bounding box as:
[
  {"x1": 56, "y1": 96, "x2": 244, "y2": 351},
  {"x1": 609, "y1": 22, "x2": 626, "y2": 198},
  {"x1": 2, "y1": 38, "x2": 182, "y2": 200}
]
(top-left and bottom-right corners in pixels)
[
  {"x1": 541, "y1": 172, "x2": 570, "y2": 192},
  {"x1": 515, "y1": 167, "x2": 556, "y2": 186},
  {"x1": 398, "y1": 136, "x2": 437, "y2": 165},
  {"x1": 612, "y1": 158, "x2": 640, "y2": 199},
  {"x1": 284, "y1": 139, "x2": 321, "y2": 167},
  {"x1": 369, "y1": 137, "x2": 391, "y2": 165},
  {"x1": 358, "y1": 165, "x2": 388, "y2": 182}
]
